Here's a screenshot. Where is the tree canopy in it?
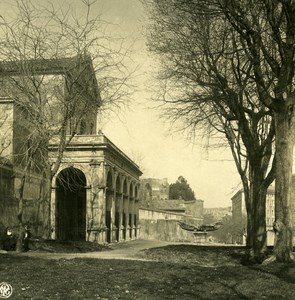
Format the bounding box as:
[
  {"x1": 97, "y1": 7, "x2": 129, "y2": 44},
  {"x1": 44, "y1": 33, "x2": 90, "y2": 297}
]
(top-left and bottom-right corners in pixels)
[
  {"x1": 169, "y1": 176, "x2": 196, "y2": 201},
  {"x1": 145, "y1": 0, "x2": 295, "y2": 262},
  {"x1": 145, "y1": 0, "x2": 275, "y2": 261}
]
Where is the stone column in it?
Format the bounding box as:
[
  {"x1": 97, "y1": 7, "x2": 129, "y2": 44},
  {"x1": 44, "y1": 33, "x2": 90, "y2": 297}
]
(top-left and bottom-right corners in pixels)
[
  {"x1": 129, "y1": 198, "x2": 135, "y2": 239},
  {"x1": 50, "y1": 186, "x2": 56, "y2": 240},
  {"x1": 115, "y1": 192, "x2": 122, "y2": 242},
  {"x1": 87, "y1": 159, "x2": 109, "y2": 243},
  {"x1": 134, "y1": 199, "x2": 140, "y2": 238},
  {"x1": 86, "y1": 187, "x2": 95, "y2": 242},
  {"x1": 96, "y1": 188, "x2": 105, "y2": 243},
  {"x1": 105, "y1": 190, "x2": 113, "y2": 243},
  {"x1": 111, "y1": 191, "x2": 117, "y2": 242},
  {"x1": 123, "y1": 195, "x2": 130, "y2": 240}
]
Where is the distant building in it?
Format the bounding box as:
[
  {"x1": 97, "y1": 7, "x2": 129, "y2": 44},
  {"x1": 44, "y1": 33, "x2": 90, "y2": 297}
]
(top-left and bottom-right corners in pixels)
[
  {"x1": 139, "y1": 177, "x2": 203, "y2": 221},
  {"x1": 138, "y1": 177, "x2": 204, "y2": 242},
  {"x1": 231, "y1": 187, "x2": 275, "y2": 245},
  {"x1": 203, "y1": 207, "x2": 232, "y2": 221},
  {"x1": 139, "y1": 178, "x2": 170, "y2": 207},
  {"x1": 231, "y1": 190, "x2": 246, "y2": 224}
]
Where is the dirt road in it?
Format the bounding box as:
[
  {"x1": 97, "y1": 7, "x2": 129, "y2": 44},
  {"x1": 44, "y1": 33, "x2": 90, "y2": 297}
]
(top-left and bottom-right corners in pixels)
[{"x1": 17, "y1": 239, "x2": 173, "y2": 260}]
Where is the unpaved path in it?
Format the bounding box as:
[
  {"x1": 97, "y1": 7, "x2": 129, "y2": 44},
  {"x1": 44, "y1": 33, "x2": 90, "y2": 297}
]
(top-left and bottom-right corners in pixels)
[{"x1": 17, "y1": 239, "x2": 174, "y2": 260}]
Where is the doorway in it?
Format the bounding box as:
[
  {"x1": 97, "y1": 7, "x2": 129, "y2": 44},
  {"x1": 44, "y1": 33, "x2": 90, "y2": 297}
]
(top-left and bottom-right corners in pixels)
[{"x1": 56, "y1": 167, "x2": 86, "y2": 240}]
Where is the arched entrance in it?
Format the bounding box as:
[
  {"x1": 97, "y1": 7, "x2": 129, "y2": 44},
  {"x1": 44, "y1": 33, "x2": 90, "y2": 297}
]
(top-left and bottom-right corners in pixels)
[{"x1": 56, "y1": 167, "x2": 86, "y2": 240}]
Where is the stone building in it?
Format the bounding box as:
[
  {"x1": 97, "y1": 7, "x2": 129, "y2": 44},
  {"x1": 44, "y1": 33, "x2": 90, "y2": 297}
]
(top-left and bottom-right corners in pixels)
[
  {"x1": 139, "y1": 199, "x2": 204, "y2": 242},
  {"x1": 231, "y1": 186, "x2": 275, "y2": 245},
  {"x1": 0, "y1": 57, "x2": 142, "y2": 244},
  {"x1": 50, "y1": 132, "x2": 142, "y2": 243},
  {"x1": 139, "y1": 177, "x2": 204, "y2": 242},
  {"x1": 203, "y1": 207, "x2": 232, "y2": 222},
  {"x1": 139, "y1": 177, "x2": 203, "y2": 220},
  {"x1": 0, "y1": 97, "x2": 46, "y2": 234},
  {"x1": 139, "y1": 178, "x2": 170, "y2": 207}
]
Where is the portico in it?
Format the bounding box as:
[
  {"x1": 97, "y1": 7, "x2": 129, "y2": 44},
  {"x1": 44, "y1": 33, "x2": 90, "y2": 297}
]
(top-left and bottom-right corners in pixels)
[{"x1": 49, "y1": 132, "x2": 142, "y2": 243}]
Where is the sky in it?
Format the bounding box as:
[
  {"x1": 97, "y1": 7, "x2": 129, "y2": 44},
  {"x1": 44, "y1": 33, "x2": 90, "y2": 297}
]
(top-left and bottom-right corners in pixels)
[
  {"x1": 93, "y1": 0, "x2": 241, "y2": 208},
  {"x1": 0, "y1": 0, "x2": 242, "y2": 208}
]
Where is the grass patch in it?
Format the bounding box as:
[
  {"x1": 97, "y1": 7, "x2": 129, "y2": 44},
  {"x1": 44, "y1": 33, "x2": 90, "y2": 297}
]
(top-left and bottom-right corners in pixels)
[
  {"x1": 27, "y1": 239, "x2": 110, "y2": 253},
  {"x1": 1, "y1": 244, "x2": 295, "y2": 299}
]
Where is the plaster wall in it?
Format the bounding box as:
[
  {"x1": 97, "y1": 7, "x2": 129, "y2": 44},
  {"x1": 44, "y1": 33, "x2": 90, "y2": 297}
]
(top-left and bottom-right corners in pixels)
[{"x1": 139, "y1": 208, "x2": 205, "y2": 243}]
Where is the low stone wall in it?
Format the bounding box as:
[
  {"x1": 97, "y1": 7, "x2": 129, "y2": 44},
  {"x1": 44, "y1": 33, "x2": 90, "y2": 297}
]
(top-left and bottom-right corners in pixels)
[
  {"x1": 140, "y1": 219, "x2": 208, "y2": 243},
  {"x1": 139, "y1": 208, "x2": 183, "y2": 222},
  {"x1": 139, "y1": 209, "x2": 205, "y2": 243}
]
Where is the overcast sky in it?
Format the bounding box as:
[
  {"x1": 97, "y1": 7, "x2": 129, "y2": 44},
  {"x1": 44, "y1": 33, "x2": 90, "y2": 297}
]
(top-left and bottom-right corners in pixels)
[
  {"x1": 94, "y1": 0, "x2": 241, "y2": 208},
  {"x1": 1, "y1": 0, "x2": 242, "y2": 208}
]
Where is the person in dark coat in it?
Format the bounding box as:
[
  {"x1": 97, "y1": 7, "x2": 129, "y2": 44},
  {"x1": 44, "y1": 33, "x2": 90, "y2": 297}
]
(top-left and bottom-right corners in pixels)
[
  {"x1": 2, "y1": 227, "x2": 16, "y2": 251},
  {"x1": 22, "y1": 226, "x2": 32, "y2": 252}
]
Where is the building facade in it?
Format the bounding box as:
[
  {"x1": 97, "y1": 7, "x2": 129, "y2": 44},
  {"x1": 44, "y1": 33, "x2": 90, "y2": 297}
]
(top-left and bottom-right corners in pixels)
[
  {"x1": 231, "y1": 187, "x2": 275, "y2": 245},
  {"x1": 0, "y1": 97, "x2": 46, "y2": 235},
  {"x1": 0, "y1": 57, "x2": 142, "y2": 244},
  {"x1": 139, "y1": 178, "x2": 170, "y2": 207},
  {"x1": 49, "y1": 132, "x2": 142, "y2": 243}
]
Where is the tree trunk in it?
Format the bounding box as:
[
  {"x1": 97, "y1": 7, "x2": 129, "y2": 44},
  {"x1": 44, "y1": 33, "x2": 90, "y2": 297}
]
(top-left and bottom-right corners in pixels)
[
  {"x1": 252, "y1": 186, "x2": 267, "y2": 261},
  {"x1": 39, "y1": 165, "x2": 52, "y2": 240},
  {"x1": 274, "y1": 109, "x2": 294, "y2": 262},
  {"x1": 245, "y1": 206, "x2": 253, "y2": 248},
  {"x1": 16, "y1": 174, "x2": 26, "y2": 253},
  {"x1": 244, "y1": 173, "x2": 268, "y2": 262}
]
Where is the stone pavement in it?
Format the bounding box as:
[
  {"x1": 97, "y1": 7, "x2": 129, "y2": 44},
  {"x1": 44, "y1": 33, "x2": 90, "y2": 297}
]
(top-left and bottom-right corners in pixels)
[{"x1": 15, "y1": 239, "x2": 174, "y2": 260}]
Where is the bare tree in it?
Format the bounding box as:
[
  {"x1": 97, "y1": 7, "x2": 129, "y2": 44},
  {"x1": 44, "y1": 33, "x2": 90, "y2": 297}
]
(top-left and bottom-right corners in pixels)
[
  {"x1": 0, "y1": 0, "x2": 133, "y2": 251},
  {"x1": 145, "y1": 0, "x2": 276, "y2": 262},
  {"x1": 215, "y1": 0, "x2": 295, "y2": 263}
]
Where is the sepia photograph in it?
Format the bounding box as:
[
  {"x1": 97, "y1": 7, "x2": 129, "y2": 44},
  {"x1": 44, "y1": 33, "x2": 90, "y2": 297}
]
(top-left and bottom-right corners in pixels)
[{"x1": 0, "y1": 0, "x2": 295, "y2": 299}]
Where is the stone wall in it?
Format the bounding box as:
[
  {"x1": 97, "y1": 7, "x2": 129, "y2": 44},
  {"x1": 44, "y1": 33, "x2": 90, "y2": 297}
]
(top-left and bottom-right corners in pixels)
[
  {"x1": 0, "y1": 165, "x2": 17, "y2": 227},
  {"x1": 139, "y1": 209, "x2": 205, "y2": 243},
  {"x1": 0, "y1": 164, "x2": 49, "y2": 238}
]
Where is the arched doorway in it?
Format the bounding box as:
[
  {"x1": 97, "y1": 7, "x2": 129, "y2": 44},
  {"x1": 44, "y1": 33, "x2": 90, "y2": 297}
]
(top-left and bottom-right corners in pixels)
[{"x1": 56, "y1": 167, "x2": 86, "y2": 240}]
